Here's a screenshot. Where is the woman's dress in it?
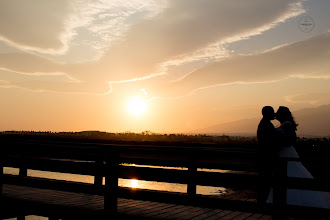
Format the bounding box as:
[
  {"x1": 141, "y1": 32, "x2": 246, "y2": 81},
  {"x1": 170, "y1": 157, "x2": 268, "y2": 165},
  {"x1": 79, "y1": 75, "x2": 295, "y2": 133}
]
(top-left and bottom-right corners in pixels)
[
  {"x1": 266, "y1": 122, "x2": 330, "y2": 208},
  {"x1": 266, "y1": 145, "x2": 330, "y2": 208}
]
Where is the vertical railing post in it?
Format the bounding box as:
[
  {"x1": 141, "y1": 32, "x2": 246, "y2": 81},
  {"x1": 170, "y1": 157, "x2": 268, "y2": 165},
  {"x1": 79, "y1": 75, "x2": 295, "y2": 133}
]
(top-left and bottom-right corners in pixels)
[
  {"x1": 0, "y1": 160, "x2": 3, "y2": 197},
  {"x1": 273, "y1": 157, "x2": 287, "y2": 220},
  {"x1": 0, "y1": 159, "x2": 3, "y2": 220},
  {"x1": 18, "y1": 154, "x2": 27, "y2": 220},
  {"x1": 94, "y1": 148, "x2": 104, "y2": 186},
  {"x1": 104, "y1": 149, "x2": 119, "y2": 219},
  {"x1": 19, "y1": 153, "x2": 27, "y2": 177},
  {"x1": 187, "y1": 153, "x2": 197, "y2": 196},
  {"x1": 17, "y1": 215, "x2": 26, "y2": 220},
  {"x1": 0, "y1": 146, "x2": 6, "y2": 220},
  {"x1": 19, "y1": 167, "x2": 27, "y2": 177}
]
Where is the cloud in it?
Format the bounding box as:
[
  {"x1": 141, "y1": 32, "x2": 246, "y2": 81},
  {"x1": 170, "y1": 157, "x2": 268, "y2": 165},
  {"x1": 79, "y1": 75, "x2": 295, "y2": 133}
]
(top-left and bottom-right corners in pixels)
[
  {"x1": 64, "y1": 0, "x2": 166, "y2": 60},
  {"x1": 0, "y1": 0, "x2": 306, "y2": 94},
  {"x1": 0, "y1": 0, "x2": 73, "y2": 54},
  {"x1": 0, "y1": 77, "x2": 111, "y2": 95},
  {"x1": 0, "y1": 53, "x2": 65, "y2": 74},
  {"x1": 0, "y1": 0, "x2": 164, "y2": 55},
  {"x1": 90, "y1": 0, "x2": 304, "y2": 80},
  {"x1": 153, "y1": 33, "x2": 330, "y2": 97},
  {"x1": 285, "y1": 92, "x2": 330, "y2": 106},
  {"x1": 0, "y1": 80, "x2": 13, "y2": 88}
]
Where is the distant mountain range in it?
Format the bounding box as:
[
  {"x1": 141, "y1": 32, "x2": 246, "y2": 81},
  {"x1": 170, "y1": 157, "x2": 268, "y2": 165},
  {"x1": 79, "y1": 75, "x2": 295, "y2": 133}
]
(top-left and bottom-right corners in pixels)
[{"x1": 197, "y1": 104, "x2": 330, "y2": 137}]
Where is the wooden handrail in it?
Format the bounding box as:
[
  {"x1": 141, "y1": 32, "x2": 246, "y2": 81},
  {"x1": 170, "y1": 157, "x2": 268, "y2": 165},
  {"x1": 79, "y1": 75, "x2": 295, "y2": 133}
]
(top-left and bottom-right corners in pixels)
[
  {"x1": 1, "y1": 157, "x2": 258, "y2": 189},
  {"x1": 1, "y1": 139, "x2": 329, "y2": 219}
]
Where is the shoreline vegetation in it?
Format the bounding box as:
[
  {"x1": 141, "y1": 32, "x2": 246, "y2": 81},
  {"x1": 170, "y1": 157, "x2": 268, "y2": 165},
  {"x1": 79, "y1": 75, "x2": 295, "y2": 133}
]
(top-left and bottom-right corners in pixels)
[
  {"x1": 1, "y1": 130, "x2": 329, "y2": 186},
  {"x1": 0, "y1": 130, "x2": 256, "y2": 146}
]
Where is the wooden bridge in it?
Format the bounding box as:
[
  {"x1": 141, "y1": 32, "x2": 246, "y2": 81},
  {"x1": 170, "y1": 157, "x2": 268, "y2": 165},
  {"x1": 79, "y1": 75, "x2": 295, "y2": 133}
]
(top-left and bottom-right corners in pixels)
[{"x1": 0, "y1": 135, "x2": 329, "y2": 219}]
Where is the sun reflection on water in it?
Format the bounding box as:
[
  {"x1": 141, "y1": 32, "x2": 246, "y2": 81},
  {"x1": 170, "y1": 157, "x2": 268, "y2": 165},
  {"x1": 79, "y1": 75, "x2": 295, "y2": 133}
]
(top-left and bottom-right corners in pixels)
[{"x1": 131, "y1": 179, "x2": 139, "y2": 188}]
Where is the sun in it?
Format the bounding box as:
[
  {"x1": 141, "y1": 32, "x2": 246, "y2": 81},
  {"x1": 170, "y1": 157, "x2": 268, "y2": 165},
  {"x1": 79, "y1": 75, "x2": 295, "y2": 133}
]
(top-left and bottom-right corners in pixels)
[{"x1": 127, "y1": 96, "x2": 147, "y2": 116}]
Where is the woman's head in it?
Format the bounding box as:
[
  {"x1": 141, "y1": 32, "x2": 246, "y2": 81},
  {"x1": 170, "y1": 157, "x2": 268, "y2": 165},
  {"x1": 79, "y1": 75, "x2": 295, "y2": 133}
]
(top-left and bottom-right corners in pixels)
[{"x1": 276, "y1": 106, "x2": 298, "y2": 130}]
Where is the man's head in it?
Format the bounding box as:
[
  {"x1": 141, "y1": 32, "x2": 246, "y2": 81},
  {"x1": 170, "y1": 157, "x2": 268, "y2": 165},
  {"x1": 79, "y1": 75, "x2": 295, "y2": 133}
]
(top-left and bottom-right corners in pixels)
[{"x1": 262, "y1": 106, "x2": 275, "y2": 120}]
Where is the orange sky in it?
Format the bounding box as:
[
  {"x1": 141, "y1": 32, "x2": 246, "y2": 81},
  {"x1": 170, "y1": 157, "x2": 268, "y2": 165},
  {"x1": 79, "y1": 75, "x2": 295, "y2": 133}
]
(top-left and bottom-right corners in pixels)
[{"x1": 1, "y1": 0, "x2": 330, "y2": 134}]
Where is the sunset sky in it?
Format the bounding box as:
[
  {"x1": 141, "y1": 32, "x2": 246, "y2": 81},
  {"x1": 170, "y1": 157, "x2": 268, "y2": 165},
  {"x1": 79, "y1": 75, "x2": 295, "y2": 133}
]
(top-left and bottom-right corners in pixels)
[{"x1": 1, "y1": 0, "x2": 330, "y2": 134}]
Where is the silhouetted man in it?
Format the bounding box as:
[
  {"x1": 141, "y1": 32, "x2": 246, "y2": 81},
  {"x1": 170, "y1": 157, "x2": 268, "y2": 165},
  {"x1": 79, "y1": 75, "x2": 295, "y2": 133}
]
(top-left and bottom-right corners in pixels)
[{"x1": 257, "y1": 106, "x2": 276, "y2": 206}]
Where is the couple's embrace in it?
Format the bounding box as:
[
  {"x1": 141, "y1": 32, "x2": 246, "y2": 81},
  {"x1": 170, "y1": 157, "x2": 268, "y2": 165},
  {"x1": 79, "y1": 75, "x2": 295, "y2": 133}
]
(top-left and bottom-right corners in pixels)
[
  {"x1": 257, "y1": 106, "x2": 330, "y2": 209},
  {"x1": 256, "y1": 106, "x2": 297, "y2": 205}
]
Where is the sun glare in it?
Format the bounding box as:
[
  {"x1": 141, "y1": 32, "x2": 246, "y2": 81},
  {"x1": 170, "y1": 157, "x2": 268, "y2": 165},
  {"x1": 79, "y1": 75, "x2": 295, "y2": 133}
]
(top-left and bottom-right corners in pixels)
[
  {"x1": 127, "y1": 96, "x2": 147, "y2": 116},
  {"x1": 131, "y1": 179, "x2": 139, "y2": 188}
]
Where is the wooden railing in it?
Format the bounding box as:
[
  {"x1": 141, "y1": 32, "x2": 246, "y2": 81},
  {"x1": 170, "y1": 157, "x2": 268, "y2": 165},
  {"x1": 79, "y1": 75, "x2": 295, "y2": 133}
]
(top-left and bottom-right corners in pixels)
[
  {"x1": 0, "y1": 136, "x2": 329, "y2": 219},
  {"x1": 0, "y1": 136, "x2": 258, "y2": 218}
]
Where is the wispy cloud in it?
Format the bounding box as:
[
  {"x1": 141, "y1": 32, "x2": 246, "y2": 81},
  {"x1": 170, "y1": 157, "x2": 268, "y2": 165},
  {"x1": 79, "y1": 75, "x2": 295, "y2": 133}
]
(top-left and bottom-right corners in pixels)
[
  {"x1": 67, "y1": 0, "x2": 167, "y2": 59},
  {"x1": 0, "y1": 0, "x2": 72, "y2": 54},
  {"x1": 0, "y1": 80, "x2": 14, "y2": 88},
  {"x1": 146, "y1": 33, "x2": 330, "y2": 97},
  {"x1": 285, "y1": 92, "x2": 330, "y2": 106},
  {"x1": 0, "y1": 0, "x2": 165, "y2": 56},
  {"x1": 0, "y1": 0, "x2": 309, "y2": 95}
]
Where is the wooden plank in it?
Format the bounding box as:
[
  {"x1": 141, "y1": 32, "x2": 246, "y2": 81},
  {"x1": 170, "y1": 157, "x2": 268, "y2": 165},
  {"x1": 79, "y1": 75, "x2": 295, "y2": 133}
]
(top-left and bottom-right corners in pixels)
[
  {"x1": 121, "y1": 157, "x2": 256, "y2": 172},
  {"x1": 203, "y1": 210, "x2": 233, "y2": 219},
  {"x1": 146, "y1": 205, "x2": 197, "y2": 219},
  {"x1": 129, "y1": 202, "x2": 180, "y2": 215},
  {"x1": 119, "y1": 198, "x2": 174, "y2": 214},
  {"x1": 3, "y1": 184, "x2": 104, "y2": 210},
  {"x1": 257, "y1": 215, "x2": 272, "y2": 220},
  {"x1": 244, "y1": 213, "x2": 263, "y2": 220},
  {"x1": 130, "y1": 201, "x2": 173, "y2": 214},
  {"x1": 219, "y1": 211, "x2": 244, "y2": 220},
  {"x1": 188, "y1": 209, "x2": 226, "y2": 220},
  {"x1": 132, "y1": 204, "x2": 187, "y2": 218},
  {"x1": 118, "y1": 198, "x2": 144, "y2": 207},
  {"x1": 232, "y1": 212, "x2": 254, "y2": 220},
  {"x1": 3, "y1": 158, "x2": 104, "y2": 177},
  {"x1": 10, "y1": 191, "x2": 101, "y2": 210},
  {"x1": 169, "y1": 207, "x2": 213, "y2": 220},
  {"x1": 119, "y1": 199, "x2": 148, "y2": 209},
  {"x1": 120, "y1": 199, "x2": 163, "y2": 212},
  {"x1": 124, "y1": 202, "x2": 177, "y2": 217}
]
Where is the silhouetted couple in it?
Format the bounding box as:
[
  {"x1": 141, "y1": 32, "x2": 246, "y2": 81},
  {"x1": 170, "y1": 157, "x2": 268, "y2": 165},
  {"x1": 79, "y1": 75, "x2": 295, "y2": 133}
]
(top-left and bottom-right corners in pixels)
[
  {"x1": 256, "y1": 106, "x2": 298, "y2": 205},
  {"x1": 257, "y1": 106, "x2": 330, "y2": 210}
]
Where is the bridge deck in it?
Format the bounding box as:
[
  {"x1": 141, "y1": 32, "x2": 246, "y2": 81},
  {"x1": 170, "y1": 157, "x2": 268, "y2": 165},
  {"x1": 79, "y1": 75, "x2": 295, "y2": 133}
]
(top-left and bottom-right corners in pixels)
[{"x1": 2, "y1": 184, "x2": 271, "y2": 220}]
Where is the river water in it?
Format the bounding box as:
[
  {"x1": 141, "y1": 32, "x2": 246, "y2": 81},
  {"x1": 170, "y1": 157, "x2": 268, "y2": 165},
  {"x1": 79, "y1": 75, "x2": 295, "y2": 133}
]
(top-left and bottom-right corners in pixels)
[{"x1": 4, "y1": 165, "x2": 231, "y2": 195}]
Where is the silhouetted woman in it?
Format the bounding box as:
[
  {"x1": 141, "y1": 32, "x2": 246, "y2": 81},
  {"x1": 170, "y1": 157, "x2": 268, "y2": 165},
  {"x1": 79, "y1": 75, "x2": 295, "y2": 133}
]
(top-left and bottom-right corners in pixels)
[{"x1": 275, "y1": 106, "x2": 298, "y2": 148}]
